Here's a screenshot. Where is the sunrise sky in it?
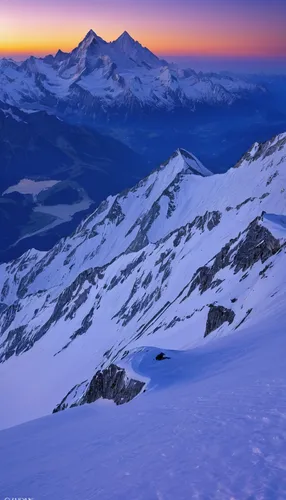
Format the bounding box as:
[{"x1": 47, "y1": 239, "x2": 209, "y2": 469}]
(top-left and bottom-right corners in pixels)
[{"x1": 1, "y1": 0, "x2": 286, "y2": 60}]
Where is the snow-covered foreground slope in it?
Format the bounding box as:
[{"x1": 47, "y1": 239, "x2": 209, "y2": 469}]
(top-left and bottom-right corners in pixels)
[
  {"x1": 1, "y1": 311, "x2": 286, "y2": 499},
  {"x1": 0, "y1": 30, "x2": 262, "y2": 119},
  {"x1": 0, "y1": 133, "x2": 286, "y2": 430}
]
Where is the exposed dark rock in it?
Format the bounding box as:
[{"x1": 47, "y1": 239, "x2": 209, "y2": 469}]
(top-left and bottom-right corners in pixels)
[
  {"x1": 156, "y1": 352, "x2": 170, "y2": 361},
  {"x1": 155, "y1": 249, "x2": 172, "y2": 266},
  {"x1": 186, "y1": 218, "x2": 281, "y2": 299},
  {"x1": 106, "y1": 199, "x2": 125, "y2": 225},
  {"x1": 53, "y1": 364, "x2": 145, "y2": 409},
  {"x1": 161, "y1": 174, "x2": 182, "y2": 218},
  {"x1": 240, "y1": 272, "x2": 249, "y2": 282},
  {"x1": 157, "y1": 210, "x2": 221, "y2": 251},
  {"x1": 32, "y1": 267, "x2": 104, "y2": 350},
  {"x1": 108, "y1": 252, "x2": 146, "y2": 291},
  {"x1": 205, "y1": 305, "x2": 235, "y2": 337},
  {"x1": 194, "y1": 210, "x2": 221, "y2": 232},
  {"x1": 232, "y1": 220, "x2": 281, "y2": 274},
  {"x1": 0, "y1": 302, "x2": 21, "y2": 336},
  {"x1": 235, "y1": 309, "x2": 253, "y2": 330},
  {"x1": 186, "y1": 237, "x2": 235, "y2": 297},
  {"x1": 173, "y1": 227, "x2": 189, "y2": 247},
  {"x1": 157, "y1": 252, "x2": 175, "y2": 284},
  {"x1": 266, "y1": 171, "x2": 278, "y2": 186},
  {"x1": 70, "y1": 306, "x2": 95, "y2": 341},
  {"x1": 0, "y1": 279, "x2": 9, "y2": 302},
  {"x1": 17, "y1": 239, "x2": 65, "y2": 298},
  {"x1": 234, "y1": 135, "x2": 286, "y2": 168},
  {"x1": 53, "y1": 381, "x2": 88, "y2": 413},
  {"x1": 63, "y1": 245, "x2": 79, "y2": 266},
  {"x1": 126, "y1": 201, "x2": 160, "y2": 253},
  {"x1": 116, "y1": 286, "x2": 162, "y2": 327},
  {"x1": 82, "y1": 200, "x2": 109, "y2": 229},
  {"x1": 210, "y1": 279, "x2": 224, "y2": 289},
  {"x1": 188, "y1": 265, "x2": 214, "y2": 296},
  {"x1": 207, "y1": 211, "x2": 221, "y2": 231},
  {"x1": 236, "y1": 197, "x2": 255, "y2": 211},
  {"x1": 142, "y1": 271, "x2": 153, "y2": 289},
  {"x1": 135, "y1": 301, "x2": 171, "y2": 340},
  {"x1": 145, "y1": 182, "x2": 155, "y2": 199},
  {"x1": 165, "y1": 316, "x2": 181, "y2": 329},
  {"x1": 65, "y1": 286, "x2": 91, "y2": 320},
  {"x1": 259, "y1": 262, "x2": 273, "y2": 278},
  {"x1": 0, "y1": 325, "x2": 29, "y2": 362},
  {"x1": 260, "y1": 192, "x2": 270, "y2": 200}
]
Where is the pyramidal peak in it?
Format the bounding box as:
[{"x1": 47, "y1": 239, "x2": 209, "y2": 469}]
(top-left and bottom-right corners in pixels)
[
  {"x1": 113, "y1": 30, "x2": 138, "y2": 50},
  {"x1": 163, "y1": 148, "x2": 213, "y2": 178},
  {"x1": 116, "y1": 31, "x2": 136, "y2": 43},
  {"x1": 78, "y1": 29, "x2": 107, "y2": 49},
  {"x1": 83, "y1": 29, "x2": 100, "y2": 41}
]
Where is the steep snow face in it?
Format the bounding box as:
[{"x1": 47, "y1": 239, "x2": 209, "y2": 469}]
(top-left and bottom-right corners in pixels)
[
  {"x1": 1, "y1": 310, "x2": 286, "y2": 499},
  {"x1": 0, "y1": 133, "x2": 285, "y2": 429},
  {"x1": 0, "y1": 30, "x2": 261, "y2": 116}
]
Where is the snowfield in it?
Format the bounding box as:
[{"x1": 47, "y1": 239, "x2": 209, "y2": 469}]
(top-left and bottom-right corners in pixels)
[{"x1": 1, "y1": 311, "x2": 286, "y2": 499}]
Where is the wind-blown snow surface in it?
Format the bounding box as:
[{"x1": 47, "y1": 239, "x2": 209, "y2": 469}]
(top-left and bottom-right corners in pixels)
[
  {"x1": 0, "y1": 30, "x2": 261, "y2": 119},
  {"x1": 0, "y1": 134, "x2": 286, "y2": 431},
  {"x1": 1, "y1": 314, "x2": 286, "y2": 499}
]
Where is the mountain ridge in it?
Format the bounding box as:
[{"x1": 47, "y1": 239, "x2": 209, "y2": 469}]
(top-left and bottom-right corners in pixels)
[
  {"x1": 0, "y1": 131, "x2": 285, "y2": 429},
  {"x1": 0, "y1": 29, "x2": 262, "y2": 121}
]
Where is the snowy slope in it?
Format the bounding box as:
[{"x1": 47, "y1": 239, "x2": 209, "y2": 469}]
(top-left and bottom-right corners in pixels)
[
  {"x1": 0, "y1": 132, "x2": 285, "y2": 429},
  {"x1": 0, "y1": 30, "x2": 261, "y2": 118},
  {"x1": 1, "y1": 309, "x2": 286, "y2": 499}
]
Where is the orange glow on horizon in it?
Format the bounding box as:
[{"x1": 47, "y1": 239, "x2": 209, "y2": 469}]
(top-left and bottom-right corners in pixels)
[
  {"x1": 2, "y1": 30, "x2": 285, "y2": 60},
  {"x1": 1, "y1": 1, "x2": 285, "y2": 61}
]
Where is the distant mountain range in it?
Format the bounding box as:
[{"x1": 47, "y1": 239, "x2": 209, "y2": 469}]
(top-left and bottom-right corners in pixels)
[{"x1": 0, "y1": 29, "x2": 264, "y2": 122}]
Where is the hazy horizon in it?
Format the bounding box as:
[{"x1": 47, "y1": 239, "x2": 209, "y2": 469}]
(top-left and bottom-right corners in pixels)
[{"x1": 4, "y1": 47, "x2": 286, "y2": 76}]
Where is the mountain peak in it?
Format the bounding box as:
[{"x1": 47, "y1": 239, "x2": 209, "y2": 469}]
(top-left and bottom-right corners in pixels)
[
  {"x1": 84, "y1": 29, "x2": 97, "y2": 40},
  {"x1": 162, "y1": 148, "x2": 212, "y2": 177},
  {"x1": 116, "y1": 31, "x2": 136, "y2": 43},
  {"x1": 79, "y1": 29, "x2": 107, "y2": 48}
]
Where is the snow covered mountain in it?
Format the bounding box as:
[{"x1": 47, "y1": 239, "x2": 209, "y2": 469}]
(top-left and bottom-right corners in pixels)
[
  {"x1": 0, "y1": 132, "x2": 285, "y2": 430},
  {"x1": 0, "y1": 30, "x2": 262, "y2": 121}
]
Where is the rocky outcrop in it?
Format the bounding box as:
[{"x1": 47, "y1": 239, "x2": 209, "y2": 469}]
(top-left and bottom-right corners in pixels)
[
  {"x1": 205, "y1": 305, "x2": 235, "y2": 337},
  {"x1": 0, "y1": 302, "x2": 21, "y2": 336},
  {"x1": 53, "y1": 364, "x2": 145, "y2": 412},
  {"x1": 126, "y1": 202, "x2": 161, "y2": 253},
  {"x1": 82, "y1": 364, "x2": 145, "y2": 405},
  {"x1": 232, "y1": 220, "x2": 281, "y2": 274},
  {"x1": 156, "y1": 352, "x2": 170, "y2": 360},
  {"x1": 0, "y1": 325, "x2": 28, "y2": 362},
  {"x1": 187, "y1": 218, "x2": 281, "y2": 298}
]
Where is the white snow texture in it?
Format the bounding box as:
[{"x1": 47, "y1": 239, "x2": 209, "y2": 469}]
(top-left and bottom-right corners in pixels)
[{"x1": 0, "y1": 132, "x2": 286, "y2": 499}]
